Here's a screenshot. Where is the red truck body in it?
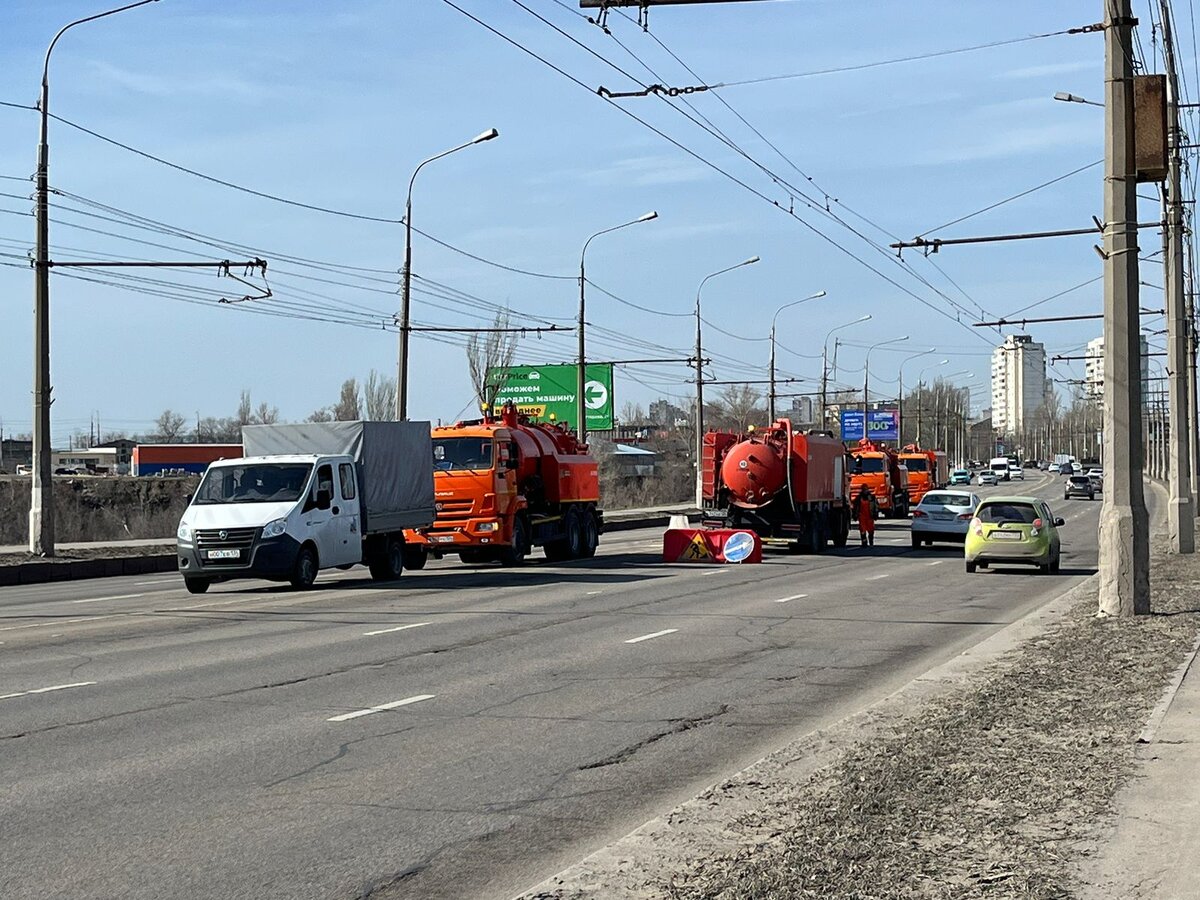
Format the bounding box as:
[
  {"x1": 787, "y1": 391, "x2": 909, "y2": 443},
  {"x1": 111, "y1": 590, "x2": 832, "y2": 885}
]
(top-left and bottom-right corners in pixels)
[
  {"x1": 701, "y1": 419, "x2": 851, "y2": 552},
  {"x1": 899, "y1": 445, "x2": 950, "y2": 506},
  {"x1": 849, "y1": 439, "x2": 910, "y2": 518}
]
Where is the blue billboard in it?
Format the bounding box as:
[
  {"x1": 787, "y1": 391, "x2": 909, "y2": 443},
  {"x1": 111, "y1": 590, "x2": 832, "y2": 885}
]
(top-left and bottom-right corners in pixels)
[{"x1": 841, "y1": 409, "x2": 899, "y2": 442}]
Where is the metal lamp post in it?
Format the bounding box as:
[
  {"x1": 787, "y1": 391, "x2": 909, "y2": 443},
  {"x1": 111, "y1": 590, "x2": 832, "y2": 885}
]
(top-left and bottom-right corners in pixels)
[
  {"x1": 30, "y1": 0, "x2": 160, "y2": 557},
  {"x1": 768, "y1": 290, "x2": 826, "y2": 421},
  {"x1": 694, "y1": 256, "x2": 760, "y2": 508},
  {"x1": 819, "y1": 315, "x2": 871, "y2": 434},
  {"x1": 862, "y1": 336, "x2": 909, "y2": 423},
  {"x1": 896, "y1": 347, "x2": 936, "y2": 445},
  {"x1": 578, "y1": 211, "x2": 658, "y2": 444},
  {"x1": 396, "y1": 127, "x2": 499, "y2": 421},
  {"x1": 915, "y1": 359, "x2": 950, "y2": 446}
]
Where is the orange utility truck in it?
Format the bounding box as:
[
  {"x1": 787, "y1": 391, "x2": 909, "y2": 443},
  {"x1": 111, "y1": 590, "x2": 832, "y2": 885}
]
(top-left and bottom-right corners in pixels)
[
  {"x1": 700, "y1": 419, "x2": 852, "y2": 552},
  {"x1": 403, "y1": 402, "x2": 601, "y2": 567},
  {"x1": 899, "y1": 444, "x2": 949, "y2": 506},
  {"x1": 849, "y1": 438, "x2": 910, "y2": 518}
]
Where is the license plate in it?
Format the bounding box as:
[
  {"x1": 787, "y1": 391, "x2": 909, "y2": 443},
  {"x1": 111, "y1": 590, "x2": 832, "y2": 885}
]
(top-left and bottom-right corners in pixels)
[
  {"x1": 989, "y1": 531, "x2": 1022, "y2": 541},
  {"x1": 206, "y1": 548, "x2": 241, "y2": 559},
  {"x1": 431, "y1": 535, "x2": 457, "y2": 543}
]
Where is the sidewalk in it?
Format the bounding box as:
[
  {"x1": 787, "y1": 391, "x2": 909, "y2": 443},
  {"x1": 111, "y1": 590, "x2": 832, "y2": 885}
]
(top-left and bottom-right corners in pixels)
[{"x1": 1078, "y1": 634, "x2": 1200, "y2": 899}]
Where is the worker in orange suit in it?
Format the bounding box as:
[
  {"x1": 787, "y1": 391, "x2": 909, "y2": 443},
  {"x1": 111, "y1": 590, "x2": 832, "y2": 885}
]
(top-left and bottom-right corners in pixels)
[{"x1": 856, "y1": 485, "x2": 876, "y2": 548}]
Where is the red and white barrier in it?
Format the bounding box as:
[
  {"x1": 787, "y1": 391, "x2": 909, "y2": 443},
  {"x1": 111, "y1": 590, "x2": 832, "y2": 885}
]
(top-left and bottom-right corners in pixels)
[{"x1": 662, "y1": 528, "x2": 762, "y2": 564}]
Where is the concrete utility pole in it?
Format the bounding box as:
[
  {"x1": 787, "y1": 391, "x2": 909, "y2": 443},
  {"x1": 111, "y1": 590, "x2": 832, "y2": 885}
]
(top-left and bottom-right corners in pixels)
[
  {"x1": 1098, "y1": 0, "x2": 1151, "y2": 615},
  {"x1": 30, "y1": 0, "x2": 159, "y2": 557},
  {"x1": 1161, "y1": 0, "x2": 1194, "y2": 552},
  {"x1": 1187, "y1": 241, "x2": 1200, "y2": 507}
]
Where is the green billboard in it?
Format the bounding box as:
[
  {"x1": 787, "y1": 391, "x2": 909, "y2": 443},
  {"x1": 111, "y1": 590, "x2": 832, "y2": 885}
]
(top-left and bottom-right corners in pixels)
[{"x1": 487, "y1": 363, "x2": 614, "y2": 431}]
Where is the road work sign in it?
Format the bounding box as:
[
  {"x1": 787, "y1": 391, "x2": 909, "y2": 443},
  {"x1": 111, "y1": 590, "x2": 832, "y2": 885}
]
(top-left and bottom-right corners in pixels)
[
  {"x1": 488, "y1": 363, "x2": 614, "y2": 431},
  {"x1": 662, "y1": 528, "x2": 762, "y2": 564}
]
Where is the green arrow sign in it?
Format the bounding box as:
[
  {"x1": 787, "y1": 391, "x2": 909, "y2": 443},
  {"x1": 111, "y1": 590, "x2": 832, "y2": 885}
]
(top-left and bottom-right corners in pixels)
[{"x1": 487, "y1": 363, "x2": 614, "y2": 431}]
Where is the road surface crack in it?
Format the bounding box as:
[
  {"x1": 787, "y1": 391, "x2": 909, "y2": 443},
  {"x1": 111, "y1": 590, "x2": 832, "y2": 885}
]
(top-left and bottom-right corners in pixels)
[{"x1": 578, "y1": 704, "x2": 730, "y2": 771}]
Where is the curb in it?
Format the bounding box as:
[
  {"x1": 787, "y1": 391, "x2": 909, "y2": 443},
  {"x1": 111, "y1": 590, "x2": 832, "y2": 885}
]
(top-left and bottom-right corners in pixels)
[
  {"x1": 1138, "y1": 631, "x2": 1200, "y2": 744},
  {"x1": 515, "y1": 571, "x2": 1101, "y2": 899},
  {"x1": 0, "y1": 554, "x2": 178, "y2": 587}
]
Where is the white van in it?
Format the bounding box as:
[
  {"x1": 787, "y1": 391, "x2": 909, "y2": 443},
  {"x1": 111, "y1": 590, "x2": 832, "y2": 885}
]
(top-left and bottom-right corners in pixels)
[{"x1": 989, "y1": 456, "x2": 1011, "y2": 482}]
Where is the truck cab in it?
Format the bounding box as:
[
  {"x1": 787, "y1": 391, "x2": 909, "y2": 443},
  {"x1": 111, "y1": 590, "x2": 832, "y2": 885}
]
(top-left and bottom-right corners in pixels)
[{"x1": 177, "y1": 454, "x2": 362, "y2": 592}]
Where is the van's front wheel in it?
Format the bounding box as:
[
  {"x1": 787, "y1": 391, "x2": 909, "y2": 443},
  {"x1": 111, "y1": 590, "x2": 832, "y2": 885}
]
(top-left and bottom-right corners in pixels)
[{"x1": 290, "y1": 544, "x2": 319, "y2": 590}]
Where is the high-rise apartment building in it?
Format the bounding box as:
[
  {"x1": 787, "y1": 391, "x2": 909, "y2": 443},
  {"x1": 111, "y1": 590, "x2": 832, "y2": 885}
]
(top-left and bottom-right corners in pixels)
[
  {"x1": 991, "y1": 334, "x2": 1048, "y2": 435},
  {"x1": 1083, "y1": 335, "x2": 1149, "y2": 402}
]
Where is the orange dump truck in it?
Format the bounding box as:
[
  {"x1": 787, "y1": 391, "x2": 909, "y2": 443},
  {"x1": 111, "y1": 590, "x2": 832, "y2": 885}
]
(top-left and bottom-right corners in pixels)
[
  {"x1": 403, "y1": 403, "x2": 601, "y2": 567},
  {"x1": 899, "y1": 445, "x2": 949, "y2": 506},
  {"x1": 700, "y1": 419, "x2": 852, "y2": 552},
  {"x1": 849, "y1": 438, "x2": 910, "y2": 519}
]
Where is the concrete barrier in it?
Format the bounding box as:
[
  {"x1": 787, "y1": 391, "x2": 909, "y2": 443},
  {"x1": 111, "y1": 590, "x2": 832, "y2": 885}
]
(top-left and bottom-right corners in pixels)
[{"x1": 0, "y1": 554, "x2": 177, "y2": 587}]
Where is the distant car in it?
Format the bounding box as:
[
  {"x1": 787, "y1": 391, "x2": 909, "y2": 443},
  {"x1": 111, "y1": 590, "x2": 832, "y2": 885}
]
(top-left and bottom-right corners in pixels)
[
  {"x1": 911, "y1": 490, "x2": 979, "y2": 547},
  {"x1": 1010, "y1": 464, "x2": 1025, "y2": 480},
  {"x1": 978, "y1": 471, "x2": 998, "y2": 486},
  {"x1": 965, "y1": 496, "x2": 1064, "y2": 574},
  {"x1": 1087, "y1": 468, "x2": 1104, "y2": 493},
  {"x1": 1065, "y1": 475, "x2": 1095, "y2": 500},
  {"x1": 1048, "y1": 463, "x2": 1061, "y2": 474},
  {"x1": 1072, "y1": 462, "x2": 1084, "y2": 475},
  {"x1": 949, "y1": 469, "x2": 971, "y2": 486}
]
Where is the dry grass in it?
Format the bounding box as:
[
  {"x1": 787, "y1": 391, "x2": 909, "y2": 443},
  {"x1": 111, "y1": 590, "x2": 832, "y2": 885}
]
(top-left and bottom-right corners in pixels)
[{"x1": 664, "y1": 553, "x2": 1200, "y2": 900}]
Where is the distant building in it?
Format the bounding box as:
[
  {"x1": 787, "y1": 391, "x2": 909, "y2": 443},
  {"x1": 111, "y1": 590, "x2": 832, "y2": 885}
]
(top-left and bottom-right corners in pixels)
[
  {"x1": 1084, "y1": 335, "x2": 1149, "y2": 402},
  {"x1": 94, "y1": 438, "x2": 136, "y2": 468},
  {"x1": 52, "y1": 448, "x2": 119, "y2": 472},
  {"x1": 649, "y1": 399, "x2": 688, "y2": 428},
  {"x1": 789, "y1": 395, "x2": 815, "y2": 426},
  {"x1": 1, "y1": 437, "x2": 33, "y2": 472},
  {"x1": 991, "y1": 335, "x2": 1048, "y2": 435}
]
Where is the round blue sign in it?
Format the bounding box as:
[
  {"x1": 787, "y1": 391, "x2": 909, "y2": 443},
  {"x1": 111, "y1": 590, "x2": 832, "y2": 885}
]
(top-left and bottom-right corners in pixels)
[{"x1": 722, "y1": 531, "x2": 756, "y2": 563}]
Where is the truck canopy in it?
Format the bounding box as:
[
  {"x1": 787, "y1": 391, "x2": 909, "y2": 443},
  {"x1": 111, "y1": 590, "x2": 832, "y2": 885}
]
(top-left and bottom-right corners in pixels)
[{"x1": 241, "y1": 421, "x2": 435, "y2": 533}]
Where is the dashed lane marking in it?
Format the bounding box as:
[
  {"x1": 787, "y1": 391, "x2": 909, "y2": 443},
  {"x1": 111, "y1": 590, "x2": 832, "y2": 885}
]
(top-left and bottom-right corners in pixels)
[
  {"x1": 72, "y1": 592, "x2": 147, "y2": 604},
  {"x1": 0, "y1": 681, "x2": 96, "y2": 701},
  {"x1": 867, "y1": 573, "x2": 890, "y2": 581},
  {"x1": 775, "y1": 593, "x2": 808, "y2": 603},
  {"x1": 362, "y1": 622, "x2": 431, "y2": 637},
  {"x1": 927, "y1": 560, "x2": 946, "y2": 566},
  {"x1": 624, "y1": 628, "x2": 679, "y2": 644},
  {"x1": 327, "y1": 694, "x2": 435, "y2": 722}
]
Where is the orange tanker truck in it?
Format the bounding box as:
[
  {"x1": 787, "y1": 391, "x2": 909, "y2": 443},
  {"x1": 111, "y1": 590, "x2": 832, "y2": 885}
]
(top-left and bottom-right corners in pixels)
[
  {"x1": 849, "y1": 438, "x2": 910, "y2": 519},
  {"x1": 403, "y1": 402, "x2": 601, "y2": 567},
  {"x1": 701, "y1": 419, "x2": 852, "y2": 552},
  {"x1": 898, "y1": 444, "x2": 949, "y2": 506}
]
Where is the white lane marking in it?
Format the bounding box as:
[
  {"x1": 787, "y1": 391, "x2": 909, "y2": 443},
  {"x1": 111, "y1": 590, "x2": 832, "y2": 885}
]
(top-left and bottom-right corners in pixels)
[
  {"x1": 927, "y1": 560, "x2": 945, "y2": 566},
  {"x1": 134, "y1": 579, "x2": 179, "y2": 586},
  {"x1": 867, "y1": 573, "x2": 890, "y2": 581},
  {"x1": 0, "y1": 680, "x2": 96, "y2": 701},
  {"x1": 702, "y1": 569, "x2": 730, "y2": 577},
  {"x1": 362, "y1": 622, "x2": 431, "y2": 637},
  {"x1": 0, "y1": 614, "x2": 123, "y2": 633},
  {"x1": 775, "y1": 593, "x2": 808, "y2": 603},
  {"x1": 327, "y1": 694, "x2": 435, "y2": 722},
  {"x1": 625, "y1": 628, "x2": 679, "y2": 644},
  {"x1": 586, "y1": 590, "x2": 603, "y2": 595},
  {"x1": 72, "y1": 592, "x2": 146, "y2": 605}
]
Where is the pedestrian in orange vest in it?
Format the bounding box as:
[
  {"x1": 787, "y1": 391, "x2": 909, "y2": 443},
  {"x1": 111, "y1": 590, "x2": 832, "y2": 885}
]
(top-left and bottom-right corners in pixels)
[{"x1": 856, "y1": 485, "x2": 876, "y2": 547}]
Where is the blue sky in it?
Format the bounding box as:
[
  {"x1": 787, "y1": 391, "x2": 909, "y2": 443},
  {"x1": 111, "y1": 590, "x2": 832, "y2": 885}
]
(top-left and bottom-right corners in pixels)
[{"x1": 0, "y1": 0, "x2": 1171, "y2": 443}]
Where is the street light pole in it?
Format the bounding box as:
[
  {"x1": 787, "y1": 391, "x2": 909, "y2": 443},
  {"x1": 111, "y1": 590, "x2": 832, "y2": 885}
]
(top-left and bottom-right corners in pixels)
[
  {"x1": 30, "y1": 0, "x2": 159, "y2": 557},
  {"x1": 396, "y1": 128, "x2": 499, "y2": 421},
  {"x1": 578, "y1": 211, "x2": 657, "y2": 444},
  {"x1": 820, "y1": 315, "x2": 871, "y2": 435},
  {"x1": 896, "y1": 347, "x2": 936, "y2": 445},
  {"x1": 862, "y1": 335, "x2": 909, "y2": 429},
  {"x1": 694, "y1": 256, "x2": 760, "y2": 508},
  {"x1": 915, "y1": 359, "x2": 950, "y2": 446},
  {"x1": 768, "y1": 290, "x2": 826, "y2": 421}
]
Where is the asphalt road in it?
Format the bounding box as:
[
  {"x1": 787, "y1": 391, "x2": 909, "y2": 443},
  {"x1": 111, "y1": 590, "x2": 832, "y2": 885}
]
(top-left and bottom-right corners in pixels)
[{"x1": 0, "y1": 472, "x2": 1103, "y2": 900}]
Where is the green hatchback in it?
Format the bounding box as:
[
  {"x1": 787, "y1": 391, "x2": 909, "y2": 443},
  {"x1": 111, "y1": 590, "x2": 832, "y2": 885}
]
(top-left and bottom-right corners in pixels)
[{"x1": 964, "y1": 496, "x2": 1064, "y2": 574}]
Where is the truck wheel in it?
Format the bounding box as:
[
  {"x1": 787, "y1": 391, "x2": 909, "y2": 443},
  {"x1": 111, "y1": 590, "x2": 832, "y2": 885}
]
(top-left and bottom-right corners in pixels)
[
  {"x1": 500, "y1": 518, "x2": 530, "y2": 567},
  {"x1": 564, "y1": 509, "x2": 584, "y2": 558},
  {"x1": 290, "y1": 544, "x2": 319, "y2": 590},
  {"x1": 809, "y1": 519, "x2": 824, "y2": 554},
  {"x1": 184, "y1": 577, "x2": 211, "y2": 594},
  {"x1": 401, "y1": 546, "x2": 427, "y2": 571},
  {"x1": 580, "y1": 511, "x2": 599, "y2": 558},
  {"x1": 832, "y1": 510, "x2": 849, "y2": 548},
  {"x1": 369, "y1": 538, "x2": 404, "y2": 581}
]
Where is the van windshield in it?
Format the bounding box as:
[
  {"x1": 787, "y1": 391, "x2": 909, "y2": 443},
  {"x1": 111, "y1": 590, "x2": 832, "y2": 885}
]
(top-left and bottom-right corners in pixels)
[
  {"x1": 194, "y1": 463, "x2": 312, "y2": 504},
  {"x1": 991, "y1": 462, "x2": 1008, "y2": 471},
  {"x1": 853, "y1": 457, "x2": 884, "y2": 474},
  {"x1": 433, "y1": 438, "x2": 494, "y2": 471}
]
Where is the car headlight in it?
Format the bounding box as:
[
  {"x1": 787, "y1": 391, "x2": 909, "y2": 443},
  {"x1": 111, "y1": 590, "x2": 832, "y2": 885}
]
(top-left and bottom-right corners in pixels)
[
  {"x1": 262, "y1": 518, "x2": 287, "y2": 539},
  {"x1": 477, "y1": 521, "x2": 499, "y2": 533},
  {"x1": 177, "y1": 523, "x2": 191, "y2": 542}
]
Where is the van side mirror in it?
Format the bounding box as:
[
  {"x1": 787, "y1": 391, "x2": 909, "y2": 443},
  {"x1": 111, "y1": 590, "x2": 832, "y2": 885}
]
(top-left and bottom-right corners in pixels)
[
  {"x1": 316, "y1": 488, "x2": 333, "y2": 510},
  {"x1": 1054, "y1": 517, "x2": 1065, "y2": 527}
]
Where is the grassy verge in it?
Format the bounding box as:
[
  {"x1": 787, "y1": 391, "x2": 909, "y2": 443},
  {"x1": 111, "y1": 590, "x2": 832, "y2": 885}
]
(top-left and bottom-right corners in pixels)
[{"x1": 664, "y1": 552, "x2": 1200, "y2": 900}]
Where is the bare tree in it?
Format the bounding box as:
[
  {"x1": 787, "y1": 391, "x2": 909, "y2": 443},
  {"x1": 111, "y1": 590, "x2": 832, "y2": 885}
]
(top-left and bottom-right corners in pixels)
[
  {"x1": 237, "y1": 390, "x2": 253, "y2": 426},
  {"x1": 154, "y1": 409, "x2": 187, "y2": 442},
  {"x1": 466, "y1": 310, "x2": 520, "y2": 414},
  {"x1": 307, "y1": 407, "x2": 335, "y2": 423},
  {"x1": 620, "y1": 401, "x2": 647, "y2": 424},
  {"x1": 711, "y1": 385, "x2": 765, "y2": 433},
  {"x1": 364, "y1": 369, "x2": 397, "y2": 421},
  {"x1": 332, "y1": 378, "x2": 362, "y2": 421},
  {"x1": 252, "y1": 401, "x2": 280, "y2": 425}
]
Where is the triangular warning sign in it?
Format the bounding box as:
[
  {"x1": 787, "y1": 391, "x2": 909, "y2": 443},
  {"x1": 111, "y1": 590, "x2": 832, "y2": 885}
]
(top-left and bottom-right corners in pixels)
[{"x1": 680, "y1": 532, "x2": 711, "y2": 561}]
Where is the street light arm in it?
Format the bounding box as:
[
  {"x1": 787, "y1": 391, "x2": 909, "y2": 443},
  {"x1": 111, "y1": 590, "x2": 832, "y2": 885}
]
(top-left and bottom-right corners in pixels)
[
  {"x1": 581, "y1": 212, "x2": 658, "y2": 269},
  {"x1": 407, "y1": 131, "x2": 499, "y2": 211},
  {"x1": 43, "y1": 0, "x2": 159, "y2": 86},
  {"x1": 771, "y1": 290, "x2": 827, "y2": 331},
  {"x1": 696, "y1": 255, "x2": 760, "y2": 307}
]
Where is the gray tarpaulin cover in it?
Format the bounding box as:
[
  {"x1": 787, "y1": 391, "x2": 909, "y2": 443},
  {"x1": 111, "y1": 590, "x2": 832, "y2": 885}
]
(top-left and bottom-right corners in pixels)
[{"x1": 241, "y1": 421, "x2": 434, "y2": 533}]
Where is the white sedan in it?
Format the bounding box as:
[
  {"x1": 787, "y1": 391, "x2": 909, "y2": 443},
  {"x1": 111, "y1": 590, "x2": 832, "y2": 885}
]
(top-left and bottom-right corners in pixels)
[
  {"x1": 977, "y1": 471, "x2": 998, "y2": 486},
  {"x1": 911, "y1": 490, "x2": 980, "y2": 547},
  {"x1": 1010, "y1": 464, "x2": 1024, "y2": 480}
]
